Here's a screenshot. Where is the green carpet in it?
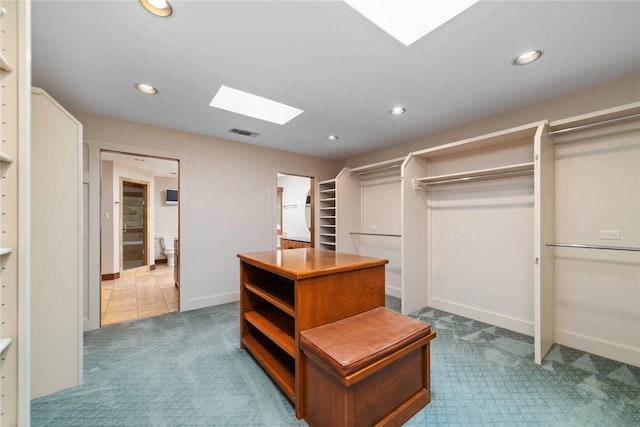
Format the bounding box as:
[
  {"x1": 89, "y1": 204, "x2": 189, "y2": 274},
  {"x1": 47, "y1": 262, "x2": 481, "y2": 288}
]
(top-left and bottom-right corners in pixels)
[{"x1": 31, "y1": 298, "x2": 640, "y2": 426}]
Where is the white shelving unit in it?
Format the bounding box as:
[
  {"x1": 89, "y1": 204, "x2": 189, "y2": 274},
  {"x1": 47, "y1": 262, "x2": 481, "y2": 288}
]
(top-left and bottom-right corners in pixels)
[
  {"x1": 403, "y1": 121, "x2": 555, "y2": 364},
  {"x1": 317, "y1": 179, "x2": 336, "y2": 250},
  {"x1": 0, "y1": 1, "x2": 23, "y2": 423},
  {"x1": 335, "y1": 157, "x2": 405, "y2": 297}
]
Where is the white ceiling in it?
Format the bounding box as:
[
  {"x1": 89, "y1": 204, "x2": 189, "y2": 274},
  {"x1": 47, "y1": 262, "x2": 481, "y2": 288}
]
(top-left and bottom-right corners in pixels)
[{"x1": 31, "y1": 1, "x2": 640, "y2": 161}]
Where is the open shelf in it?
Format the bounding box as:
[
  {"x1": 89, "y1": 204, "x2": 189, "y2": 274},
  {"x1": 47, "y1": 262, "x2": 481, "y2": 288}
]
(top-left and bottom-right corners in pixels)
[
  {"x1": 0, "y1": 337, "x2": 12, "y2": 354},
  {"x1": 242, "y1": 332, "x2": 295, "y2": 401},
  {"x1": 244, "y1": 308, "x2": 295, "y2": 357},
  {"x1": 0, "y1": 152, "x2": 14, "y2": 163},
  {"x1": 0, "y1": 247, "x2": 14, "y2": 256},
  {"x1": 244, "y1": 282, "x2": 294, "y2": 316},
  {"x1": 414, "y1": 162, "x2": 534, "y2": 188},
  {"x1": 0, "y1": 52, "x2": 12, "y2": 72}
]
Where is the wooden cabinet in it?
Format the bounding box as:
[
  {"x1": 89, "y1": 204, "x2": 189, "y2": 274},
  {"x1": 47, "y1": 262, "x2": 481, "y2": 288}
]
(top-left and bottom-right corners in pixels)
[
  {"x1": 238, "y1": 248, "x2": 388, "y2": 418},
  {"x1": 280, "y1": 238, "x2": 311, "y2": 249}
]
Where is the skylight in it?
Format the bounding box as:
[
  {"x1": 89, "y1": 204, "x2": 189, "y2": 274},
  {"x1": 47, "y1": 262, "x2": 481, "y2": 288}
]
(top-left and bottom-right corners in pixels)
[
  {"x1": 343, "y1": 0, "x2": 478, "y2": 46},
  {"x1": 209, "y1": 85, "x2": 303, "y2": 125}
]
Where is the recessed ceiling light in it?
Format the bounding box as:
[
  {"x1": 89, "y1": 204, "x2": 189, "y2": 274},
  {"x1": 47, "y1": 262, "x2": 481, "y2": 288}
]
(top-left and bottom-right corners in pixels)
[
  {"x1": 344, "y1": 0, "x2": 478, "y2": 46},
  {"x1": 326, "y1": 135, "x2": 339, "y2": 141},
  {"x1": 389, "y1": 107, "x2": 406, "y2": 115},
  {"x1": 136, "y1": 83, "x2": 158, "y2": 95},
  {"x1": 513, "y1": 50, "x2": 543, "y2": 65},
  {"x1": 209, "y1": 85, "x2": 303, "y2": 125},
  {"x1": 139, "y1": 0, "x2": 173, "y2": 17}
]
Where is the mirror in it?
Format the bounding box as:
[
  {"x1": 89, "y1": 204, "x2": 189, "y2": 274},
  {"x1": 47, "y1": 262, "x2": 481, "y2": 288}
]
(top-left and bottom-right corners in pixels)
[{"x1": 276, "y1": 173, "x2": 313, "y2": 248}]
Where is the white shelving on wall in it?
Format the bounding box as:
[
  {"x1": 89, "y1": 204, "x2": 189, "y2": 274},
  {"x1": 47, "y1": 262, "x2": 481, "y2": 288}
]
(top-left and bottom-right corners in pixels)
[
  {"x1": 547, "y1": 102, "x2": 640, "y2": 367},
  {"x1": 317, "y1": 179, "x2": 336, "y2": 250},
  {"x1": 335, "y1": 157, "x2": 405, "y2": 298},
  {"x1": 403, "y1": 121, "x2": 555, "y2": 364},
  {"x1": 0, "y1": 1, "x2": 24, "y2": 424}
]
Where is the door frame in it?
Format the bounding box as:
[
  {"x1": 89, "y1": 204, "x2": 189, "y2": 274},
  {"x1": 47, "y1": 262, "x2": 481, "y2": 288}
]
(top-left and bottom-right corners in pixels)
[{"x1": 273, "y1": 168, "x2": 316, "y2": 249}]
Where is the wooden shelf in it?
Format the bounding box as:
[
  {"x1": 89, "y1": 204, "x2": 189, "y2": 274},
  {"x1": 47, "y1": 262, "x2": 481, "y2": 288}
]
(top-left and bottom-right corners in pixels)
[
  {"x1": 414, "y1": 162, "x2": 534, "y2": 187},
  {"x1": 350, "y1": 157, "x2": 404, "y2": 176},
  {"x1": 244, "y1": 308, "x2": 295, "y2": 357},
  {"x1": 241, "y1": 334, "x2": 295, "y2": 401},
  {"x1": 244, "y1": 282, "x2": 294, "y2": 316},
  {"x1": 238, "y1": 249, "x2": 387, "y2": 417}
]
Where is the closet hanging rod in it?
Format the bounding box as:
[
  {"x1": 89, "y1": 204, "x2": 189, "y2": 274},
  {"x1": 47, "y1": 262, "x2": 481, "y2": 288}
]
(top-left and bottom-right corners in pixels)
[
  {"x1": 546, "y1": 242, "x2": 640, "y2": 252},
  {"x1": 416, "y1": 169, "x2": 533, "y2": 187},
  {"x1": 350, "y1": 232, "x2": 401, "y2": 238},
  {"x1": 547, "y1": 113, "x2": 640, "y2": 136},
  {"x1": 351, "y1": 164, "x2": 402, "y2": 176}
]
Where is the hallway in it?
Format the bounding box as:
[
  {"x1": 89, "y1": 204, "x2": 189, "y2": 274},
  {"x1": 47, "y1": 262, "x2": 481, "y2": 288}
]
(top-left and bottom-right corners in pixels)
[{"x1": 101, "y1": 265, "x2": 179, "y2": 326}]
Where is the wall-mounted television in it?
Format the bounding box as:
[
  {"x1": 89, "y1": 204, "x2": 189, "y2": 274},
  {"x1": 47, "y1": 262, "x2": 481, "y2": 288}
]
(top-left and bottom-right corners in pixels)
[{"x1": 166, "y1": 189, "x2": 178, "y2": 205}]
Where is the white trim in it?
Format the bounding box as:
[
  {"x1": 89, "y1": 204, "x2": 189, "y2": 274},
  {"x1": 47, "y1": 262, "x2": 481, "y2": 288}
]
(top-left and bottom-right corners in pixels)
[
  {"x1": 85, "y1": 138, "x2": 187, "y2": 331},
  {"x1": 555, "y1": 329, "x2": 640, "y2": 368},
  {"x1": 183, "y1": 291, "x2": 240, "y2": 312},
  {"x1": 429, "y1": 297, "x2": 534, "y2": 336}
]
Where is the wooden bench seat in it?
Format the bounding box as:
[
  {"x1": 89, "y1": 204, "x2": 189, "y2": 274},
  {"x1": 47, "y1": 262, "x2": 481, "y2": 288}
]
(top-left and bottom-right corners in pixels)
[{"x1": 299, "y1": 307, "x2": 436, "y2": 427}]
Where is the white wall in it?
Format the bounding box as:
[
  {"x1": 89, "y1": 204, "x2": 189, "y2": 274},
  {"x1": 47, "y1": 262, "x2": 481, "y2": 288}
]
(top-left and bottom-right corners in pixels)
[
  {"x1": 100, "y1": 160, "x2": 115, "y2": 274},
  {"x1": 278, "y1": 174, "x2": 310, "y2": 239},
  {"x1": 79, "y1": 112, "x2": 339, "y2": 331}
]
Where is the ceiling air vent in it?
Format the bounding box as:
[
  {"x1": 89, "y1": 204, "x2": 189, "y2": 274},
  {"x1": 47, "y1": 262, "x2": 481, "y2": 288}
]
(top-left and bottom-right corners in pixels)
[{"x1": 229, "y1": 128, "x2": 260, "y2": 138}]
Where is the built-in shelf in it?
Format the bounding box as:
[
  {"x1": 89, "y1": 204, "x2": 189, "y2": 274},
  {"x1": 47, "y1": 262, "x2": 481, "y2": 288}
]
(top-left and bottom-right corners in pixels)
[
  {"x1": 350, "y1": 157, "x2": 405, "y2": 176},
  {"x1": 0, "y1": 52, "x2": 12, "y2": 72},
  {"x1": 0, "y1": 247, "x2": 14, "y2": 255},
  {"x1": 122, "y1": 241, "x2": 143, "y2": 246},
  {"x1": 0, "y1": 152, "x2": 14, "y2": 163},
  {"x1": 413, "y1": 162, "x2": 534, "y2": 189},
  {"x1": 0, "y1": 337, "x2": 12, "y2": 354}
]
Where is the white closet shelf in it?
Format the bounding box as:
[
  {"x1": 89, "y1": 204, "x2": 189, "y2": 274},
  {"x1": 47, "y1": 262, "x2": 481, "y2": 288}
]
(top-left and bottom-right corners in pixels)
[
  {"x1": 414, "y1": 162, "x2": 534, "y2": 188},
  {"x1": 0, "y1": 152, "x2": 14, "y2": 163},
  {"x1": 0, "y1": 247, "x2": 13, "y2": 255},
  {"x1": 0, "y1": 337, "x2": 12, "y2": 354},
  {"x1": 0, "y1": 52, "x2": 12, "y2": 72},
  {"x1": 350, "y1": 157, "x2": 405, "y2": 176},
  {"x1": 549, "y1": 101, "x2": 640, "y2": 134}
]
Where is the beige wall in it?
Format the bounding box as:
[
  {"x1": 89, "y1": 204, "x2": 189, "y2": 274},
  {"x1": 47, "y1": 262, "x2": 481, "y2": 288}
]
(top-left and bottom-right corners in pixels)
[
  {"x1": 79, "y1": 112, "x2": 340, "y2": 330},
  {"x1": 341, "y1": 73, "x2": 640, "y2": 168}
]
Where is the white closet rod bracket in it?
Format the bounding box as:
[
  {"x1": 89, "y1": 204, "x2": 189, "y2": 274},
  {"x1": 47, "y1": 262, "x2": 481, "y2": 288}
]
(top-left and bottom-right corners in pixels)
[{"x1": 546, "y1": 242, "x2": 640, "y2": 252}]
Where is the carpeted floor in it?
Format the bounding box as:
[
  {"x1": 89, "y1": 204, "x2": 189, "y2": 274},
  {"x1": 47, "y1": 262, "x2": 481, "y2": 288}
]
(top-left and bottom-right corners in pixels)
[{"x1": 31, "y1": 298, "x2": 640, "y2": 426}]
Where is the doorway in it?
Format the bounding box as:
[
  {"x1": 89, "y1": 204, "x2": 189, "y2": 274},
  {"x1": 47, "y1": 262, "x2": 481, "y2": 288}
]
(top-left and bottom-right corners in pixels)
[
  {"x1": 276, "y1": 173, "x2": 314, "y2": 249},
  {"x1": 100, "y1": 151, "x2": 180, "y2": 326},
  {"x1": 121, "y1": 180, "x2": 148, "y2": 270}
]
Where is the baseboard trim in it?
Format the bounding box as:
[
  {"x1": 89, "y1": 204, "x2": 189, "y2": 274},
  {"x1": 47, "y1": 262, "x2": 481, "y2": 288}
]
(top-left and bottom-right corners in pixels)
[
  {"x1": 150, "y1": 264, "x2": 156, "y2": 271},
  {"x1": 182, "y1": 291, "x2": 239, "y2": 312},
  {"x1": 429, "y1": 297, "x2": 534, "y2": 336},
  {"x1": 101, "y1": 272, "x2": 120, "y2": 281},
  {"x1": 555, "y1": 329, "x2": 640, "y2": 368},
  {"x1": 385, "y1": 285, "x2": 401, "y2": 298}
]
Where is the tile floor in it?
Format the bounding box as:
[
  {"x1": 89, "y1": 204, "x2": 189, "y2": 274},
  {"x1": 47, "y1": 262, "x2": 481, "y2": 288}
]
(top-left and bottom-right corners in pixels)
[{"x1": 101, "y1": 264, "x2": 179, "y2": 326}]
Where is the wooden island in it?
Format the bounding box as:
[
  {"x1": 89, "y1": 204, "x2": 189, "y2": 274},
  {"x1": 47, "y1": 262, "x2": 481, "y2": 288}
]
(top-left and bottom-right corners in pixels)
[{"x1": 238, "y1": 248, "x2": 388, "y2": 418}]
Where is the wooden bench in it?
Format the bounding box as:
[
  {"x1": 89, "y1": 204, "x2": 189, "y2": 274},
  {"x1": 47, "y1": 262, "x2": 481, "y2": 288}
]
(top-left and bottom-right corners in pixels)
[{"x1": 299, "y1": 307, "x2": 436, "y2": 427}]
